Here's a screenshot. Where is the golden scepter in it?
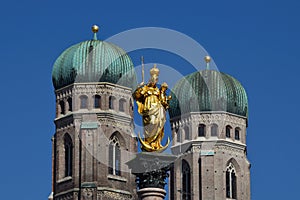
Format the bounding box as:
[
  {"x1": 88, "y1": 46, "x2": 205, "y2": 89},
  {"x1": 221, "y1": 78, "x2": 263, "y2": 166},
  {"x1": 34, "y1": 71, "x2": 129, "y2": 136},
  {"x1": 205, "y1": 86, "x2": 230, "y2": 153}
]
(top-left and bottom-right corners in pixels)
[{"x1": 141, "y1": 56, "x2": 145, "y2": 84}]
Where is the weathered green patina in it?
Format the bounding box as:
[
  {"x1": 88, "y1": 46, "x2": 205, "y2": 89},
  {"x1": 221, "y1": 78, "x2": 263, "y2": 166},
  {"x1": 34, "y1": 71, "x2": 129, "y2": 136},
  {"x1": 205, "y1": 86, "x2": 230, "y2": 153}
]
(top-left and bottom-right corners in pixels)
[
  {"x1": 169, "y1": 70, "x2": 248, "y2": 118},
  {"x1": 80, "y1": 122, "x2": 98, "y2": 129},
  {"x1": 52, "y1": 39, "x2": 137, "y2": 90}
]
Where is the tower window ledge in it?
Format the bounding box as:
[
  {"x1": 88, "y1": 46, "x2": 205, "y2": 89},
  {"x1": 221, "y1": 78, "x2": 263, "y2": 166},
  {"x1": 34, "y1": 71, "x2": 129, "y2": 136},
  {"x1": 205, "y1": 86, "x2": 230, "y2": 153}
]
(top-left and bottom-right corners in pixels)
[
  {"x1": 107, "y1": 174, "x2": 127, "y2": 182},
  {"x1": 118, "y1": 112, "x2": 129, "y2": 117},
  {"x1": 233, "y1": 140, "x2": 242, "y2": 144},
  {"x1": 57, "y1": 176, "x2": 72, "y2": 183},
  {"x1": 79, "y1": 109, "x2": 89, "y2": 111}
]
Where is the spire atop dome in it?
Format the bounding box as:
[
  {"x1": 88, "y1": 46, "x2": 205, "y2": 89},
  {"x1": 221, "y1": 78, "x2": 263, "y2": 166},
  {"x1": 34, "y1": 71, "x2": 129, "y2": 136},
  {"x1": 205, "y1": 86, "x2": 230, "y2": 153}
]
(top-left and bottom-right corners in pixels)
[
  {"x1": 204, "y1": 55, "x2": 211, "y2": 70},
  {"x1": 91, "y1": 25, "x2": 99, "y2": 40}
]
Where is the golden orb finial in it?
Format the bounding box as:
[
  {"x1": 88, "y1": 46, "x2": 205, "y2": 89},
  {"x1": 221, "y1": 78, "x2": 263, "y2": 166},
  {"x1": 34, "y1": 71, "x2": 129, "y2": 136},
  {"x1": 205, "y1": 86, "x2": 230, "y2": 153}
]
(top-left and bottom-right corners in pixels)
[
  {"x1": 92, "y1": 25, "x2": 99, "y2": 33},
  {"x1": 204, "y1": 55, "x2": 211, "y2": 63}
]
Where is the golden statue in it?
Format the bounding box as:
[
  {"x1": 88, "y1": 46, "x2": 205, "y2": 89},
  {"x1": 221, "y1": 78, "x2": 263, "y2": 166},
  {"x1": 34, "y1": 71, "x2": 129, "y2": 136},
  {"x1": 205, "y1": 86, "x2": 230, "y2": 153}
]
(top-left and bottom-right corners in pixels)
[{"x1": 133, "y1": 64, "x2": 171, "y2": 152}]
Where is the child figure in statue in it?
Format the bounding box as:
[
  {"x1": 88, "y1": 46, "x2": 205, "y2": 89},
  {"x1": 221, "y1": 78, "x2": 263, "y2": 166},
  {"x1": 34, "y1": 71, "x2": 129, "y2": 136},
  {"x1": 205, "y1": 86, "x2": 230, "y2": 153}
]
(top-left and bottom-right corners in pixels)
[{"x1": 160, "y1": 82, "x2": 171, "y2": 110}]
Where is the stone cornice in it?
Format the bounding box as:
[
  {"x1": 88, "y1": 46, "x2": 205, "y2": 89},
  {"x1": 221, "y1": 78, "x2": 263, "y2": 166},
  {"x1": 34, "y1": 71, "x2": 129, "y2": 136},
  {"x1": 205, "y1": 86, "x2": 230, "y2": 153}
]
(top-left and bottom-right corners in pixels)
[
  {"x1": 54, "y1": 114, "x2": 74, "y2": 129},
  {"x1": 171, "y1": 112, "x2": 247, "y2": 129},
  {"x1": 73, "y1": 82, "x2": 132, "y2": 97},
  {"x1": 54, "y1": 188, "x2": 79, "y2": 198},
  {"x1": 171, "y1": 139, "x2": 246, "y2": 155}
]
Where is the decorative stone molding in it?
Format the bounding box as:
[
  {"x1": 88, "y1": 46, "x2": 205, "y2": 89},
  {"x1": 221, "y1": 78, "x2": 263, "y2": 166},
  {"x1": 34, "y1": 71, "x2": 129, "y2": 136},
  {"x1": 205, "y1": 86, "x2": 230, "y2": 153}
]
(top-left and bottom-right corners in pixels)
[
  {"x1": 73, "y1": 83, "x2": 132, "y2": 97},
  {"x1": 214, "y1": 142, "x2": 245, "y2": 154},
  {"x1": 191, "y1": 144, "x2": 201, "y2": 153},
  {"x1": 97, "y1": 187, "x2": 132, "y2": 200},
  {"x1": 171, "y1": 112, "x2": 247, "y2": 127},
  {"x1": 55, "y1": 115, "x2": 74, "y2": 130},
  {"x1": 55, "y1": 85, "x2": 73, "y2": 100},
  {"x1": 97, "y1": 112, "x2": 133, "y2": 128},
  {"x1": 82, "y1": 188, "x2": 94, "y2": 200},
  {"x1": 54, "y1": 189, "x2": 76, "y2": 200}
]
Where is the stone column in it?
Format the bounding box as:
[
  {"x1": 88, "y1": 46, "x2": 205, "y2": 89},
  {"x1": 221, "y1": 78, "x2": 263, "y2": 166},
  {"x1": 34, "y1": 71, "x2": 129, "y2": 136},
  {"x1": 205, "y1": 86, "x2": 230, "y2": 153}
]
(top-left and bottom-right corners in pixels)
[{"x1": 138, "y1": 188, "x2": 166, "y2": 200}]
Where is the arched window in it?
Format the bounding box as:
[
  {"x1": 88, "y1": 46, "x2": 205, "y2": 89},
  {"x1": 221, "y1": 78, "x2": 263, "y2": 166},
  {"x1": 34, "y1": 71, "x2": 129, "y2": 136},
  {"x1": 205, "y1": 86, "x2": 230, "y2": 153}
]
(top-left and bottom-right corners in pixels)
[
  {"x1": 176, "y1": 128, "x2": 181, "y2": 143},
  {"x1": 109, "y1": 96, "x2": 115, "y2": 110},
  {"x1": 226, "y1": 163, "x2": 237, "y2": 199},
  {"x1": 59, "y1": 100, "x2": 65, "y2": 115},
  {"x1": 64, "y1": 134, "x2": 73, "y2": 177},
  {"x1": 80, "y1": 95, "x2": 88, "y2": 109},
  {"x1": 235, "y1": 128, "x2": 240, "y2": 140},
  {"x1": 198, "y1": 124, "x2": 206, "y2": 137},
  {"x1": 182, "y1": 160, "x2": 191, "y2": 200},
  {"x1": 109, "y1": 135, "x2": 121, "y2": 176},
  {"x1": 129, "y1": 99, "x2": 133, "y2": 111},
  {"x1": 211, "y1": 124, "x2": 218, "y2": 137},
  {"x1": 119, "y1": 99, "x2": 126, "y2": 112},
  {"x1": 94, "y1": 95, "x2": 101, "y2": 109},
  {"x1": 67, "y1": 98, "x2": 72, "y2": 112},
  {"x1": 184, "y1": 126, "x2": 189, "y2": 140},
  {"x1": 226, "y1": 125, "x2": 232, "y2": 138}
]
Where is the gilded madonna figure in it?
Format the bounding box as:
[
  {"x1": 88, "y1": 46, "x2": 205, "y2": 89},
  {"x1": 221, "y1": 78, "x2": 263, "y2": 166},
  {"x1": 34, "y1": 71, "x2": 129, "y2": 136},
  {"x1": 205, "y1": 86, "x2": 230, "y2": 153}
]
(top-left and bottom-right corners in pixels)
[{"x1": 133, "y1": 65, "x2": 171, "y2": 152}]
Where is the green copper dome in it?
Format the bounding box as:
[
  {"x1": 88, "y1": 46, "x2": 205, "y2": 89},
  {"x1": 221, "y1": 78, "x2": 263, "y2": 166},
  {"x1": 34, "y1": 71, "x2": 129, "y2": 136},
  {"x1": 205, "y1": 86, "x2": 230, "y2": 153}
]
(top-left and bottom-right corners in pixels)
[
  {"x1": 52, "y1": 39, "x2": 137, "y2": 90},
  {"x1": 169, "y1": 70, "x2": 248, "y2": 118}
]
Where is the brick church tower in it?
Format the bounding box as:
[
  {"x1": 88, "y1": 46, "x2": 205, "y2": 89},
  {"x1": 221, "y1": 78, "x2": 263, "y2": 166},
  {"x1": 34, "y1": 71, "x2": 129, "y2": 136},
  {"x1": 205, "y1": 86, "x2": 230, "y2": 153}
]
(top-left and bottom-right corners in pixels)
[
  {"x1": 48, "y1": 26, "x2": 138, "y2": 200},
  {"x1": 168, "y1": 58, "x2": 251, "y2": 200},
  {"x1": 48, "y1": 26, "x2": 251, "y2": 200}
]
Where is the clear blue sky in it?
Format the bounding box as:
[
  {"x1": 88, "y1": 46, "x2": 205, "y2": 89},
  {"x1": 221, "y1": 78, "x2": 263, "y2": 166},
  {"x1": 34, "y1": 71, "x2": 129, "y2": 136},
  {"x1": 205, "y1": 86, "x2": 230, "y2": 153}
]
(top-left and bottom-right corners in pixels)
[{"x1": 0, "y1": 0, "x2": 299, "y2": 199}]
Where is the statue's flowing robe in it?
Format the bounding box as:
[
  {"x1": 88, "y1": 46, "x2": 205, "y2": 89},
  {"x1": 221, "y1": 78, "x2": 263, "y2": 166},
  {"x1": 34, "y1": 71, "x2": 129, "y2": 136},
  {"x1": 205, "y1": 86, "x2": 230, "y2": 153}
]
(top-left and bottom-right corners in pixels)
[{"x1": 134, "y1": 85, "x2": 166, "y2": 149}]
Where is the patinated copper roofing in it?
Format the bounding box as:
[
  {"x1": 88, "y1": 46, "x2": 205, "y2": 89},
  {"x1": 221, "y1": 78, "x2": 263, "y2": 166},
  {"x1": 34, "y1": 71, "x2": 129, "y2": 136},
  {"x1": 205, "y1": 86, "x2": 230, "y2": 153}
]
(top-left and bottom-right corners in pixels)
[
  {"x1": 169, "y1": 70, "x2": 248, "y2": 118},
  {"x1": 52, "y1": 39, "x2": 136, "y2": 90}
]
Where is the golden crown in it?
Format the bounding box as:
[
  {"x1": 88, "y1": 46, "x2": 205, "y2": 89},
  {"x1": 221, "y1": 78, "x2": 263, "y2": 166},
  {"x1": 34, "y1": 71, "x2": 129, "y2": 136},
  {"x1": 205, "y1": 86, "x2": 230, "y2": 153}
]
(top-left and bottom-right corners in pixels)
[{"x1": 150, "y1": 64, "x2": 160, "y2": 76}]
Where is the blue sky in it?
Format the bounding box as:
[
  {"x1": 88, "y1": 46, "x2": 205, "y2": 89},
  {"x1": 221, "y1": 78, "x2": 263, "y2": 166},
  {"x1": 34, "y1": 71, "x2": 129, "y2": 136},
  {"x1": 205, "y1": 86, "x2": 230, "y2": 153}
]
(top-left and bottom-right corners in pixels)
[{"x1": 0, "y1": 0, "x2": 299, "y2": 199}]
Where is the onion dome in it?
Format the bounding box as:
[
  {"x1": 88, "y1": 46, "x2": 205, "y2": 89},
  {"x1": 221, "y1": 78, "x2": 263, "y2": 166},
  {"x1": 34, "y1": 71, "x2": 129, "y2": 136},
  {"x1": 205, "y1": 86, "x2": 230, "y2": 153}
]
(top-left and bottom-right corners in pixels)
[
  {"x1": 52, "y1": 25, "x2": 136, "y2": 90},
  {"x1": 169, "y1": 69, "x2": 248, "y2": 118}
]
